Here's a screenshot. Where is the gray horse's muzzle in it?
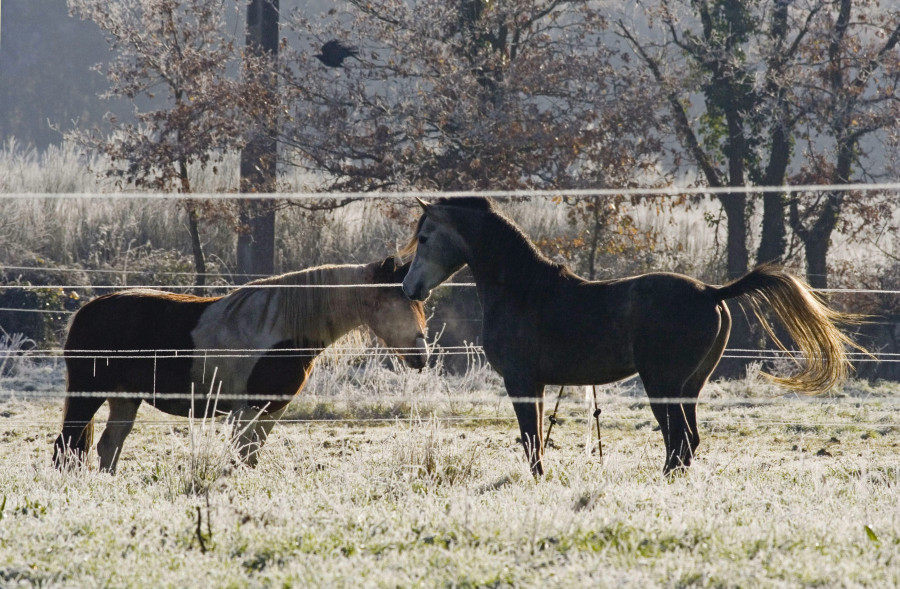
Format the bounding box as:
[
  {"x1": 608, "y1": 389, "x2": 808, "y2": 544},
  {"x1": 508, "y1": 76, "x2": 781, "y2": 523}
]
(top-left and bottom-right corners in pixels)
[{"x1": 402, "y1": 277, "x2": 429, "y2": 302}]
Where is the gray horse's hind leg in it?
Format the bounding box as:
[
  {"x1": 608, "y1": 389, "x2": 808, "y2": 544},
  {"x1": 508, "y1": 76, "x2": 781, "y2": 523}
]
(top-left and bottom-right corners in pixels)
[
  {"x1": 680, "y1": 302, "x2": 732, "y2": 457},
  {"x1": 97, "y1": 398, "x2": 142, "y2": 474},
  {"x1": 232, "y1": 407, "x2": 286, "y2": 467}
]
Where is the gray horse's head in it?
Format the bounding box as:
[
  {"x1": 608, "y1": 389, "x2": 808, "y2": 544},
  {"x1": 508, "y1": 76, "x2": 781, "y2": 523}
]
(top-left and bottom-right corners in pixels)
[{"x1": 401, "y1": 198, "x2": 480, "y2": 301}]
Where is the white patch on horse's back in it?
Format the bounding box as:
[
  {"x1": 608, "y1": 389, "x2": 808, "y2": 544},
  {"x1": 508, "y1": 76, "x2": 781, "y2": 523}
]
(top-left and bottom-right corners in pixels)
[
  {"x1": 116, "y1": 288, "x2": 178, "y2": 297},
  {"x1": 187, "y1": 264, "x2": 370, "y2": 405},
  {"x1": 189, "y1": 287, "x2": 289, "y2": 401}
]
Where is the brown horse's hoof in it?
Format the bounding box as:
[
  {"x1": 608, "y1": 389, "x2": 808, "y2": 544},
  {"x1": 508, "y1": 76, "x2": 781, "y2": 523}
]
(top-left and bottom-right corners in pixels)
[{"x1": 52, "y1": 438, "x2": 89, "y2": 471}]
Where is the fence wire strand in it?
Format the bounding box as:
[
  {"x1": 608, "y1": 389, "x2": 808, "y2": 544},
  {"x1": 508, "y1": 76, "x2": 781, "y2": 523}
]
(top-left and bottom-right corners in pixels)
[
  {"x1": 5, "y1": 182, "x2": 900, "y2": 201},
  {"x1": 1, "y1": 346, "x2": 898, "y2": 363},
  {"x1": 2, "y1": 412, "x2": 898, "y2": 430}
]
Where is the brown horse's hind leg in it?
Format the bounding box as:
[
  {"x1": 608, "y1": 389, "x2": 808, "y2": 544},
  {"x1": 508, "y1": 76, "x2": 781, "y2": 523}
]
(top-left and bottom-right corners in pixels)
[
  {"x1": 637, "y1": 303, "x2": 727, "y2": 474},
  {"x1": 641, "y1": 385, "x2": 693, "y2": 474},
  {"x1": 53, "y1": 395, "x2": 106, "y2": 469},
  {"x1": 97, "y1": 398, "x2": 142, "y2": 474}
]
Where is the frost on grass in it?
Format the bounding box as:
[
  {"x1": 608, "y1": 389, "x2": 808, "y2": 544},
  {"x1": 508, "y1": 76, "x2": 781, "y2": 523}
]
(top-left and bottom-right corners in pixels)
[
  {"x1": 383, "y1": 416, "x2": 482, "y2": 491},
  {"x1": 1, "y1": 354, "x2": 898, "y2": 587}
]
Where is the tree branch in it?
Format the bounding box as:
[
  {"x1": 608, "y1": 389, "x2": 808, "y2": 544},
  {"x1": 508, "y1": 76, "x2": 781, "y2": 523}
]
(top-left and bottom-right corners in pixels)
[{"x1": 617, "y1": 20, "x2": 722, "y2": 187}]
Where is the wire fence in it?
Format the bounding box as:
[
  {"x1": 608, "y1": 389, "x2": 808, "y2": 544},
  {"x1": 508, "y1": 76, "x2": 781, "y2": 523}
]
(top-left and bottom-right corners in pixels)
[
  {"x1": 2, "y1": 387, "x2": 899, "y2": 406},
  {"x1": 5, "y1": 182, "x2": 900, "y2": 200},
  {"x1": 3, "y1": 186, "x2": 900, "y2": 434},
  {"x1": 2, "y1": 402, "x2": 898, "y2": 430},
  {"x1": 3, "y1": 415, "x2": 898, "y2": 430}
]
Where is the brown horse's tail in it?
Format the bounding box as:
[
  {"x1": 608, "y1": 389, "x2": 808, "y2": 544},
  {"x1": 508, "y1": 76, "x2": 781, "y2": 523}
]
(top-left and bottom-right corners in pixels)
[{"x1": 713, "y1": 264, "x2": 867, "y2": 393}]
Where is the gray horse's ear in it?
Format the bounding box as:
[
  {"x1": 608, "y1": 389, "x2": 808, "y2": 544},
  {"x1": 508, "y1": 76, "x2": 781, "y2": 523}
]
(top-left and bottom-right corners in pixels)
[{"x1": 420, "y1": 202, "x2": 457, "y2": 225}]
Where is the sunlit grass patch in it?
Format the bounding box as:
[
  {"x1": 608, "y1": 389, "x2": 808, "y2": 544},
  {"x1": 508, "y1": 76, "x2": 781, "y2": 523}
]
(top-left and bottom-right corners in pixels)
[{"x1": 1, "y1": 370, "x2": 899, "y2": 587}]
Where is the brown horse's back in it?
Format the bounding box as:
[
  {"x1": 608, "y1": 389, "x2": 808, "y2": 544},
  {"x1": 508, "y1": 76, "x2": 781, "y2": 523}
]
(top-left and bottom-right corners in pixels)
[{"x1": 65, "y1": 291, "x2": 216, "y2": 398}]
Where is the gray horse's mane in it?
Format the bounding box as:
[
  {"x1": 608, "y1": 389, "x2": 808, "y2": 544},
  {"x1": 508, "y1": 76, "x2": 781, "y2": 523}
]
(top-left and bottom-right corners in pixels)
[{"x1": 403, "y1": 197, "x2": 571, "y2": 280}]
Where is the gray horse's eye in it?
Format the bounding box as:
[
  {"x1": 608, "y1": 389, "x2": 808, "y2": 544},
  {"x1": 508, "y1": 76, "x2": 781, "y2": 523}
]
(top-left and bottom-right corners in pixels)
[{"x1": 418, "y1": 235, "x2": 428, "y2": 245}]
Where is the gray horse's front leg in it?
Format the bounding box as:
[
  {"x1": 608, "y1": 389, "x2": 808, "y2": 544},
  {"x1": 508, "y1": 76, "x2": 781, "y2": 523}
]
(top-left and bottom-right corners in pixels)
[{"x1": 505, "y1": 377, "x2": 546, "y2": 477}]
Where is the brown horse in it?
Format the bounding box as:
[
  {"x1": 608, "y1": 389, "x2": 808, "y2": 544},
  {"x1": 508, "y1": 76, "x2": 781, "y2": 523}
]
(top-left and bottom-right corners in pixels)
[
  {"x1": 53, "y1": 257, "x2": 427, "y2": 473},
  {"x1": 401, "y1": 197, "x2": 862, "y2": 475}
]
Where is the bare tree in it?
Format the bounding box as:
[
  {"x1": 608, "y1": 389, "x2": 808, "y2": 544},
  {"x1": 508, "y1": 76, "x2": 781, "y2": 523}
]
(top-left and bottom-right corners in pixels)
[
  {"x1": 617, "y1": 0, "x2": 827, "y2": 279},
  {"x1": 276, "y1": 1, "x2": 663, "y2": 200},
  {"x1": 788, "y1": 1, "x2": 900, "y2": 288},
  {"x1": 619, "y1": 0, "x2": 900, "y2": 287},
  {"x1": 67, "y1": 0, "x2": 270, "y2": 287}
]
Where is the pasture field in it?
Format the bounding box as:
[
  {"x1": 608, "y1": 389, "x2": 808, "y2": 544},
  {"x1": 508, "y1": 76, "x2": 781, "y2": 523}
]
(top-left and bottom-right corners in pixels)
[{"x1": 0, "y1": 353, "x2": 898, "y2": 588}]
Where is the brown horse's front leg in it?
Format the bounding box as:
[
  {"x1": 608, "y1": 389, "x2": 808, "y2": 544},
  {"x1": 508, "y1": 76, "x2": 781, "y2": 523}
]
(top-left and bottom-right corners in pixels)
[
  {"x1": 232, "y1": 406, "x2": 286, "y2": 467},
  {"x1": 506, "y1": 378, "x2": 545, "y2": 477},
  {"x1": 53, "y1": 395, "x2": 106, "y2": 469}
]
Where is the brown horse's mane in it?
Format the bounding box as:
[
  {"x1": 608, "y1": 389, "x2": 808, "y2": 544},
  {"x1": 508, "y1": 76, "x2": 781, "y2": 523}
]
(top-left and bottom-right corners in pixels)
[
  {"x1": 475, "y1": 200, "x2": 575, "y2": 278},
  {"x1": 225, "y1": 263, "x2": 372, "y2": 343}
]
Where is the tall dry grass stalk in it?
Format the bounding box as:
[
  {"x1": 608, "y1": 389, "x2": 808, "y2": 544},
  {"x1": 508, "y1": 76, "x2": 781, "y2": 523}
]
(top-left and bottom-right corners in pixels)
[{"x1": 386, "y1": 416, "x2": 481, "y2": 489}]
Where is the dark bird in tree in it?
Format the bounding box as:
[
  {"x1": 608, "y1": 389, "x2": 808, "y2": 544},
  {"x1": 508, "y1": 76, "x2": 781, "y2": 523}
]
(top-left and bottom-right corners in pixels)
[{"x1": 314, "y1": 40, "x2": 359, "y2": 68}]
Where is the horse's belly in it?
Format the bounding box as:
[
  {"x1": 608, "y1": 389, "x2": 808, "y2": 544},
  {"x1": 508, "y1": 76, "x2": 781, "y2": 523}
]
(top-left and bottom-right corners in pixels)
[
  {"x1": 185, "y1": 341, "x2": 312, "y2": 413},
  {"x1": 190, "y1": 302, "x2": 307, "y2": 411},
  {"x1": 533, "y1": 331, "x2": 636, "y2": 384},
  {"x1": 540, "y1": 366, "x2": 638, "y2": 386},
  {"x1": 243, "y1": 346, "x2": 312, "y2": 410},
  {"x1": 538, "y1": 354, "x2": 637, "y2": 386},
  {"x1": 481, "y1": 334, "x2": 636, "y2": 386}
]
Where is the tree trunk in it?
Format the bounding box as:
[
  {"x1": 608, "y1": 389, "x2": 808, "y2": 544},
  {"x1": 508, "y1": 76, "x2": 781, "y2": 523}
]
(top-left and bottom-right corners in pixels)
[
  {"x1": 718, "y1": 71, "x2": 749, "y2": 280},
  {"x1": 789, "y1": 189, "x2": 842, "y2": 289},
  {"x1": 717, "y1": 193, "x2": 748, "y2": 280},
  {"x1": 757, "y1": 113, "x2": 790, "y2": 264},
  {"x1": 804, "y1": 229, "x2": 831, "y2": 289},
  {"x1": 236, "y1": 197, "x2": 276, "y2": 282},
  {"x1": 177, "y1": 153, "x2": 206, "y2": 291},
  {"x1": 803, "y1": 183, "x2": 847, "y2": 289},
  {"x1": 186, "y1": 205, "x2": 207, "y2": 291},
  {"x1": 757, "y1": 192, "x2": 786, "y2": 265},
  {"x1": 803, "y1": 131, "x2": 853, "y2": 288},
  {"x1": 237, "y1": 0, "x2": 278, "y2": 283},
  {"x1": 756, "y1": 0, "x2": 791, "y2": 265},
  {"x1": 587, "y1": 203, "x2": 602, "y2": 281}
]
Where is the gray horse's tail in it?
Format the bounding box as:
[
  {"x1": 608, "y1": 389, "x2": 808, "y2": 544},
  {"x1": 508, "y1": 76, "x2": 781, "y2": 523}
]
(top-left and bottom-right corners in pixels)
[{"x1": 713, "y1": 264, "x2": 867, "y2": 393}]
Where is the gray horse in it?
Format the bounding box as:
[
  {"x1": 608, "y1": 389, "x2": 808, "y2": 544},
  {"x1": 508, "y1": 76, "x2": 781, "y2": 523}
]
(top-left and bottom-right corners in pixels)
[{"x1": 402, "y1": 197, "x2": 862, "y2": 475}]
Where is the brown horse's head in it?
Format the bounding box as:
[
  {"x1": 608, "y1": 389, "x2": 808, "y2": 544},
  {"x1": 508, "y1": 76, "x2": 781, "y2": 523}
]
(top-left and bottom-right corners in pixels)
[{"x1": 364, "y1": 257, "x2": 428, "y2": 369}]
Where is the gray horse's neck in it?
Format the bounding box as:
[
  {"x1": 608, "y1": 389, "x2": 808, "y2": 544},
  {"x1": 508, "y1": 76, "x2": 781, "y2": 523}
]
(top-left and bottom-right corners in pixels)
[{"x1": 462, "y1": 213, "x2": 557, "y2": 308}]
